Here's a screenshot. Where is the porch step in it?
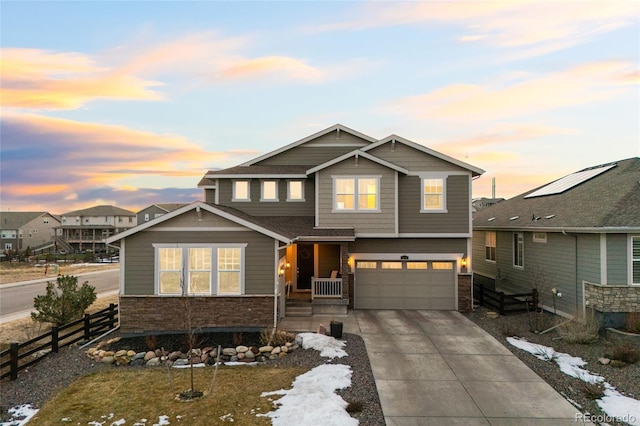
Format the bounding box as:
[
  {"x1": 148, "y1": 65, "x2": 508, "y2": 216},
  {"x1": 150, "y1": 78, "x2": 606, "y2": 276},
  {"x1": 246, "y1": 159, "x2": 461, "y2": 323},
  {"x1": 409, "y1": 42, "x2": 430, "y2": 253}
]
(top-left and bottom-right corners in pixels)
[{"x1": 285, "y1": 303, "x2": 313, "y2": 317}]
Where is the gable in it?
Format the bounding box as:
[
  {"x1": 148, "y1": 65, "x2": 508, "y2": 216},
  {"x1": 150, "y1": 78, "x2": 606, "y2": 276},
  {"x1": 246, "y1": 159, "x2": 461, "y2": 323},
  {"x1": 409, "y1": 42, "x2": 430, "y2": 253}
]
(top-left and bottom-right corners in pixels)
[
  {"x1": 244, "y1": 124, "x2": 375, "y2": 167},
  {"x1": 366, "y1": 141, "x2": 470, "y2": 174},
  {"x1": 153, "y1": 208, "x2": 246, "y2": 229}
]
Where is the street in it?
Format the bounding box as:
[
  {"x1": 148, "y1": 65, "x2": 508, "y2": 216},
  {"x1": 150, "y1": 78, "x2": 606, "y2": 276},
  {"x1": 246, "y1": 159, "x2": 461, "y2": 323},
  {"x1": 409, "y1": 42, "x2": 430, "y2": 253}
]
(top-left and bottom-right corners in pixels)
[{"x1": 0, "y1": 269, "x2": 119, "y2": 323}]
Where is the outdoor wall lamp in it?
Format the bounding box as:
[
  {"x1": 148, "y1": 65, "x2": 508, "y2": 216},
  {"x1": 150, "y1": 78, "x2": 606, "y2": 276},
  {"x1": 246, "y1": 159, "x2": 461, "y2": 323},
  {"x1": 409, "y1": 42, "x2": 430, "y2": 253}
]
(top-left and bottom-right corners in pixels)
[{"x1": 461, "y1": 258, "x2": 467, "y2": 268}]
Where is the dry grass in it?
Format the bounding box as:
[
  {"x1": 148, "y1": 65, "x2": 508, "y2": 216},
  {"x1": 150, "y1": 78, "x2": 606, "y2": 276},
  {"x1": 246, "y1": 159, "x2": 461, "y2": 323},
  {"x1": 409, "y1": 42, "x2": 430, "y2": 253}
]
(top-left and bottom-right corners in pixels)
[
  {"x1": 556, "y1": 311, "x2": 601, "y2": 344},
  {"x1": 0, "y1": 294, "x2": 118, "y2": 348},
  {"x1": 0, "y1": 263, "x2": 119, "y2": 285},
  {"x1": 28, "y1": 365, "x2": 305, "y2": 425}
]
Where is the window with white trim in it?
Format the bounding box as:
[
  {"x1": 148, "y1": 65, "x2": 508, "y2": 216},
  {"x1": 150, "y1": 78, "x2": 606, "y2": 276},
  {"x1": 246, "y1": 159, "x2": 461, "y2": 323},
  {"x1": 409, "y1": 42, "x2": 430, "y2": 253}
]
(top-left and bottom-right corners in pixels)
[
  {"x1": 334, "y1": 177, "x2": 379, "y2": 211},
  {"x1": 155, "y1": 244, "x2": 245, "y2": 295},
  {"x1": 421, "y1": 178, "x2": 446, "y2": 212},
  {"x1": 356, "y1": 261, "x2": 377, "y2": 269},
  {"x1": 632, "y1": 236, "x2": 640, "y2": 285},
  {"x1": 485, "y1": 232, "x2": 496, "y2": 262},
  {"x1": 233, "y1": 180, "x2": 250, "y2": 201},
  {"x1": 261, "y1": 180, "x2": 278, "y2": 202},
  {"x1": 533, "y1": 232, "x2": 547, "y2": 243},
  {"x1": 287, "y1": 180, "x2": 304, "y2": 201},
  {"x1": 513, "y1": 232, "x2": 524, "y2": 268}
]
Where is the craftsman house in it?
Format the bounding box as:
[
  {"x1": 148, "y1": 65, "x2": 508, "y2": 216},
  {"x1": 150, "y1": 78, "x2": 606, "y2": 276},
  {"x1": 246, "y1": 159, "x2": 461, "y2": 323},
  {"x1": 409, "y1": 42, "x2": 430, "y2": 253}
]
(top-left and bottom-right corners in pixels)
[
  {"x1": 472, "y1": 157, "x2": 640, "y2": 326},
  {"x1": 107, "y1": 124, "x2": 484, "y2": 335}
]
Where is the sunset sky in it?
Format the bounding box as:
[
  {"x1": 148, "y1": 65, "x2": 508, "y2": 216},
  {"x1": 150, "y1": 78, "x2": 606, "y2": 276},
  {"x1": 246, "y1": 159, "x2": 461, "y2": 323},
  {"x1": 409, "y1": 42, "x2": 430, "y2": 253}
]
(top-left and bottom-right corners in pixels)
[{"x1": 1, "y1": 1, "x2": 639, "y2": 214}]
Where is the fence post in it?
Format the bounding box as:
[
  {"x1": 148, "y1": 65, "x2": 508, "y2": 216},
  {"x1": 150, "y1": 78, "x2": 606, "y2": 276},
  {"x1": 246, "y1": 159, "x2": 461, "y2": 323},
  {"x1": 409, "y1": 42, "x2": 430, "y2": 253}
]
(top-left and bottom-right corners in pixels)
[
  {"x1": 478, "y1": 283, "x2": 484, "y2": 306},
  {"x1": 532, "y1": 288, "x2": 539, "y2": 311},
  {"x1": 10, "y1": 343, "x2": 19, "y2": 381},
  {"x1": 499, "y1": 292, "x2": 505, "y2": 315},
  {"x1": 84, "y1": 313, "x2": 91, "y2": 341},
  {"x1": 108, "y1": 303, "x2": 116, "y2": 329},
  {"x1": 51, "y1": 326, "x2": 59, "y2": 353}
]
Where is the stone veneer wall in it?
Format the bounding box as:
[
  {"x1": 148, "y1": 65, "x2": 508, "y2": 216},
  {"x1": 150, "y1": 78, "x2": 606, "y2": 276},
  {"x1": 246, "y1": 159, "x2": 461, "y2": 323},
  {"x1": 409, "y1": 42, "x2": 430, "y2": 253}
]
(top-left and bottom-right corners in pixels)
[
  {"x1": 584, "y1": 281, "x2": 640, "y2": 313},
  {"x1": 458, "y1": 274, "x2": 472, "y2": 312},
  {"x1": 119, "y1": 295, "x2": 274, "y2": 335}
]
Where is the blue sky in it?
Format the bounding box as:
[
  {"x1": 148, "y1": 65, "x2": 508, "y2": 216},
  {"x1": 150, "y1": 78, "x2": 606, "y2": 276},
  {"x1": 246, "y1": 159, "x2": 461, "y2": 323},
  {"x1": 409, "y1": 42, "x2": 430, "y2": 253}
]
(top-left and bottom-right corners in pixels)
[{"x1": 1, "y1": 1, "x2": 638, "y2": 214}]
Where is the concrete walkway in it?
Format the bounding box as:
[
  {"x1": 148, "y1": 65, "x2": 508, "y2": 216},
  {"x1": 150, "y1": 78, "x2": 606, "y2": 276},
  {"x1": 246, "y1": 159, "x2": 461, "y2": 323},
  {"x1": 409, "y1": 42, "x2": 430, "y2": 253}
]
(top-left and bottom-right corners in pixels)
[{"x1": 280, "y1": 309, "x2": 580, "y2": 425}]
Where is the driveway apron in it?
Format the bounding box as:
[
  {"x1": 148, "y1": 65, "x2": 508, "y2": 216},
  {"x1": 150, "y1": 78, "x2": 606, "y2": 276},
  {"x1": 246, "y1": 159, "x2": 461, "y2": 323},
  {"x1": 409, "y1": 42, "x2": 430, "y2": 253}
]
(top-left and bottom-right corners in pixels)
[{"x1": 356, "y1": 310, "x2": 580, "y2": 425}]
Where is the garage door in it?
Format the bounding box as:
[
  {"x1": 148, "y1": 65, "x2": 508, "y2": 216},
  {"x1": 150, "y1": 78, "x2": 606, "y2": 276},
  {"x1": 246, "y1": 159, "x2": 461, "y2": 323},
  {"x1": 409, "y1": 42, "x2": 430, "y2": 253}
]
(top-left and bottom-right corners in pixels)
[{"x1": 355, "y1": 260, "x2": 456, "y2": 310}]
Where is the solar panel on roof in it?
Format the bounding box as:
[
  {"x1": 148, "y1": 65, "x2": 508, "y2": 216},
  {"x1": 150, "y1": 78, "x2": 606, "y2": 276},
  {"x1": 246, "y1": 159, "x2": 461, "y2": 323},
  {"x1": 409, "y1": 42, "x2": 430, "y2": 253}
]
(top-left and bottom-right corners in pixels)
[{"x1": 524, "y1": 163, "x2": 616, "y2": 198}]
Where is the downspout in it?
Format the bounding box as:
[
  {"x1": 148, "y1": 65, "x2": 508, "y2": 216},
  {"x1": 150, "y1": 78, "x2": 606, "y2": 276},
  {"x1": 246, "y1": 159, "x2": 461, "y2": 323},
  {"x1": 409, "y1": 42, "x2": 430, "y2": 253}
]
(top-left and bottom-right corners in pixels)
[{"x1": 562, "y1": 230, "x2": 579, "y2": 316}]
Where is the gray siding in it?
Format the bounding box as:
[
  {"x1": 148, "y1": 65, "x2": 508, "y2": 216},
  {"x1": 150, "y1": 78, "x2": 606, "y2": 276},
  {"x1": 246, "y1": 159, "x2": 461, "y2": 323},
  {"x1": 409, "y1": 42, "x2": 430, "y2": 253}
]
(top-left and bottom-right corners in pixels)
[
  {"x1": 606, "y1": 234, "x2": 628, "y2": 283},
  {"x1": 368, "y1": 142, "x2": 471, "y2": 173},
  {"x1": 578, "y1": 234, "x2": 601, "y2": 284},
  {"x1": 124, "y1": 229, "x2": 275, "y2": 296},
  {"x1": 216, "y1": 178, "x2": 315, "y2": 216},
  {"x1": 473, "y1": 230, "x2": 582, "y2": 316},
  {"x1": 399, "y1": 175, "x2": 470, "y2": 234},
  {"x1": 155, "y1": 209, "x2": 240, "y2": 228},
  {"x1": 317, "y1": 157, "x2": 396, "y2": 233},
  {"x1": 256, "y1": 132, "x2": 371, "y2": 167},
  {"x1": 349, "y1": 238, "x2": 467, "y2": 254}
]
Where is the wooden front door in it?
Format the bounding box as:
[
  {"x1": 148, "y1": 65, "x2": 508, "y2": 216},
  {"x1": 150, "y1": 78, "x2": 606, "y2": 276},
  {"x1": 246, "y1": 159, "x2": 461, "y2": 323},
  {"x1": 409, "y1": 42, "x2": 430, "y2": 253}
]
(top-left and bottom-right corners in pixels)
[{"x1": 296, "y1": 244, "x2": 314, "y2": 290}]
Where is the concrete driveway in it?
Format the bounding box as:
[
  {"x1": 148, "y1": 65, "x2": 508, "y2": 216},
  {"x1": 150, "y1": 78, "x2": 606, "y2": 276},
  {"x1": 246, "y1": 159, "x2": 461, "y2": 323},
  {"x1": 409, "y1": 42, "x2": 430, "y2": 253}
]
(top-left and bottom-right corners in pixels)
[{"x1": 280, "y1": 309, "x2": 579, "y2": 425}]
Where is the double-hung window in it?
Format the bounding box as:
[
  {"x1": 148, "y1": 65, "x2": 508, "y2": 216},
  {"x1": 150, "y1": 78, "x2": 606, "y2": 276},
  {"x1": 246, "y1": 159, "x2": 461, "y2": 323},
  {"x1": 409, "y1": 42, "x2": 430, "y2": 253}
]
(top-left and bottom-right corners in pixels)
[
  {"x1": 421, "y1": 178, "x2": 446, "y2": 212},
  {"x1": 334, "y1": 177, "x2": 379, "y2": 211},
  {"x1": 485, "y1": 231, "x2": 496, "y2": 262},
  {"x1": 513, "y1": 232, "x2": 524, "y2": 268},
  {"x1": 155, "y1": 244, "x2": 245, "y2": 295}
]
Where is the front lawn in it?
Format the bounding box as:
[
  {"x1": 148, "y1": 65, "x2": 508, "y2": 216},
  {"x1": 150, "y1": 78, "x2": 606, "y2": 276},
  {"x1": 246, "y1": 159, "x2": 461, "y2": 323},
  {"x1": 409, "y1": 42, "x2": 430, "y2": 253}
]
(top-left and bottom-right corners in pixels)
[{"x1": 29, "y1": 365, "x2": 305, "y2": 425}]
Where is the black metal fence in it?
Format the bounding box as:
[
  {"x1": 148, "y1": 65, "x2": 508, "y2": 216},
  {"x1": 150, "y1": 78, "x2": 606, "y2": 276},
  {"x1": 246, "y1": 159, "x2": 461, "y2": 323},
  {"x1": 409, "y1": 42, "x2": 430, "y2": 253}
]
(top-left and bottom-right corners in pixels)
[
  {"x1": 473, "y1": 282, "x2": 538, "y2": 315},
  {"x1": 0, "y1": 304, "x2": 118, "y2": 381}
]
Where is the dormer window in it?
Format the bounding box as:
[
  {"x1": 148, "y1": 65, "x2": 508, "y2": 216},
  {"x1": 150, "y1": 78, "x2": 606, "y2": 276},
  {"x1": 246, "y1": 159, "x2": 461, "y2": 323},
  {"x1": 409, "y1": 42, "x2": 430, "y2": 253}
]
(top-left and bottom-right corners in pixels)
[
  {"x1": 233, "y1": 180, "x2": 251, "y2": 202},
  {"x1": 261, "y1": 180, "x2": 278, "y2": 202}
]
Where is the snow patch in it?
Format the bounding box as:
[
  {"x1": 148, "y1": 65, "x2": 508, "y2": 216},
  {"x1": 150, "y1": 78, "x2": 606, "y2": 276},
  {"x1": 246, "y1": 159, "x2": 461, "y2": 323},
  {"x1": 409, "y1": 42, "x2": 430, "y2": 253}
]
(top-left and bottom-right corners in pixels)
[
  {"x1": 507, "y1": 337, "x2": 640, "y2": 425},
  {"x1": 260, "y1": 364, "x2": 357, "y2": 425},
  {"x1": 0, "y1": 404, "x2": 39, "y2": 426},
  {"x1": 297, "y1": 333, "x2": 347, "y2": 358}
]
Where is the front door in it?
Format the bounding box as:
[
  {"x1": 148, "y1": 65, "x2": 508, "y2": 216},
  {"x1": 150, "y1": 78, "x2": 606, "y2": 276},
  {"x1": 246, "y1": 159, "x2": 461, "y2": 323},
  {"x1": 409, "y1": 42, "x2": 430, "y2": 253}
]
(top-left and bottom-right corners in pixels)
[{"x1": 296, "y1": 244, "x2": 314, "y2": 290}]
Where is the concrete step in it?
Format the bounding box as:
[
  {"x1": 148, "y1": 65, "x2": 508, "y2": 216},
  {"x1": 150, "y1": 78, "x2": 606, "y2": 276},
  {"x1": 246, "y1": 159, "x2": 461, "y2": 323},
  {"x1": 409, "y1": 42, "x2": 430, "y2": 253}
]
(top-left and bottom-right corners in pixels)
[{"x1": 285, "y1": 305, "x2": 313, "y2": 317}]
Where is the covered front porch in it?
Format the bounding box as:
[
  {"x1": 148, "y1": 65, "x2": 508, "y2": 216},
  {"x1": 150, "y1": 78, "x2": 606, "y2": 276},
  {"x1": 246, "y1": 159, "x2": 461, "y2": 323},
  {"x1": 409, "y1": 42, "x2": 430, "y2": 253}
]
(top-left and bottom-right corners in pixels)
[{"x1": 278, "y1": 241, "x2": 352, "y2": 317}]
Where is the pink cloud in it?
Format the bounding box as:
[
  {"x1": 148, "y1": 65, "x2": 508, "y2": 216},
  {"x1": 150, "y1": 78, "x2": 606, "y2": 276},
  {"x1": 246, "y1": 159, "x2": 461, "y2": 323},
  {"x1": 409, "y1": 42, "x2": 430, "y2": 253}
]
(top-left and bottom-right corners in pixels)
[{"x1": 389, "y1": 61, "x2": 638, "y2": 122}]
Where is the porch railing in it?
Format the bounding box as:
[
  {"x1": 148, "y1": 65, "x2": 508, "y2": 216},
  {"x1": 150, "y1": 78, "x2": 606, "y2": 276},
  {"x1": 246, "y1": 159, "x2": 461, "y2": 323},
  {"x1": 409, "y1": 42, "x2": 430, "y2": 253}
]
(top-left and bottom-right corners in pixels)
[{"x1": 311, "y1": 278, "x2": 342, "y2": 300}]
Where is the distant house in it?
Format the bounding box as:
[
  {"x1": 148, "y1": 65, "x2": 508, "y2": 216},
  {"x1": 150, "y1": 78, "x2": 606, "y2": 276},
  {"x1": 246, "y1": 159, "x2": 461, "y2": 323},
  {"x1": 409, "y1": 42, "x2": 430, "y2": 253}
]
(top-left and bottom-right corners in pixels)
[
  {"x1": 58, "y1": 205, "x2": 136, "y2": 253},
  {"x1": 0, "y1": 212, "x2": 61, "y2": 254},
  {"x1": 472, "y1": 197, "x2": 505, "y2": 212},
  {"x1": 472, "y1": 158, "x2": 640, "y2": 326},
  {"x1": 107, "y1": 124, "x2": 483, "y2": 336},
  {"x1": 136, "y1": 204, "x2": 187, "y2": 225}
]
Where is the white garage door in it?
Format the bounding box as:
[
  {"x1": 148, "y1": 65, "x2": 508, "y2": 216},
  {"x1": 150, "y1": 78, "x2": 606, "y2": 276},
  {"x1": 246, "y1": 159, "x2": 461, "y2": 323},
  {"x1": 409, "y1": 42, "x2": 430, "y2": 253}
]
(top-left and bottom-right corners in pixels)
[{"x1": 355, "y1": 260, "x2": 456, "y2": 310}]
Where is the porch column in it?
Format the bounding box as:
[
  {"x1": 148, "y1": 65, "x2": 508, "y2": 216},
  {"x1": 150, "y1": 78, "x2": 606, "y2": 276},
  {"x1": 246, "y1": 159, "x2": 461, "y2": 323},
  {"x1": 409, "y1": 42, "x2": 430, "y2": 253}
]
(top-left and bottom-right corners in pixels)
[{"x1": 340, "y1": 242, "x2": 350, "y2": 300}]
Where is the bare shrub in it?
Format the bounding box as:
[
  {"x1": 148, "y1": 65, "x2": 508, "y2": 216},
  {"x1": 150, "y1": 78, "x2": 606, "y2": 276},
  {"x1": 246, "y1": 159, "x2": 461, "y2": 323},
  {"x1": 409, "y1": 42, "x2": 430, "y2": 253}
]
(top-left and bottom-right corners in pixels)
[
  {"x1": 501, "y1": 322, "x2": 521, "y2": 337},
  {"x1": 625, "y1": 312, "x2": 640, "y2": 334},
  {"x1": 557, "y1": 311, "x2": 601, "y2": 344},
  {"x1": 260, "y1": 327, "x2": 296, "y2": 347},
  {"x1": 609, "y1": 345, "x2": 639, "y2": 365}
]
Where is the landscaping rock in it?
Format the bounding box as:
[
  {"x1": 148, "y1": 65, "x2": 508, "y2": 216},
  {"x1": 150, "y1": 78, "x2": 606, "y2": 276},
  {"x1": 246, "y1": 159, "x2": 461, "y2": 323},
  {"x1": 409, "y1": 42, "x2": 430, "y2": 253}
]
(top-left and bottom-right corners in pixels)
[
  {"x1": 173, "y1": 359, "x2": 189, "y2": 366},
  {"x1": 259, "y1": 345, "x2": 273, "y2": 353},
  {"x1": 101, "y1": 356, "x2": 114, "y2": 364},
  {"x1": 599, "y1": 357, "x2": 611, "y2": 365},
  {"x1": 144, "y1": 351, "x2": 156, "y2": 361},
  {"x1": 236, "y1": 345, "x2": 248, "y2": 353},
  {"x1": 146, "y1": 357, "x2": 160, "y2": 366},
  {"x1": 222, "y1": 348, "x2": 237, "y2": 356}
]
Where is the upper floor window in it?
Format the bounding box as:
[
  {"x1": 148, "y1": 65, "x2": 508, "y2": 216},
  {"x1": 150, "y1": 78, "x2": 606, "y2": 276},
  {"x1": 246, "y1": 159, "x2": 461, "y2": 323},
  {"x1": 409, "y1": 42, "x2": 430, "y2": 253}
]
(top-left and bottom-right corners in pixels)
[
  {"x1": 144, "y1": 214, "x2": 150, "y2": 222},
  {"x1": 233, "y1": 180, "x2": 250, "y2": 201},
  {"x1": 287, "y1": 180, "x2": 305, "y2": 201},
  {"x1": 485, "y1": 231, "x2": 496, "y2": 262},
  {"x1": 43, "y1": 219, "x2": 49, "y2": 224},
  {"x1": 513, "y1": 232, "x2": 524, "y2": 268},
  {"x1": 421, "y1": 178, "x2": 446, "y2": 212},
  {"x1": 261, "y1": 180, "x2": 278, "y2": 202},
  {"x1": 334, "y1": 177, "x2": 379, "y2": 211}
]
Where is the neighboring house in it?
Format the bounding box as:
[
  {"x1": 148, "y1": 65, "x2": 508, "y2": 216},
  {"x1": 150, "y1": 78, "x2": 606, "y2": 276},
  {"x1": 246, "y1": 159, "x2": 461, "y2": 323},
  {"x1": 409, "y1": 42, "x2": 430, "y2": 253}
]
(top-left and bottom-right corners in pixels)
[
  {"x1": 107, "y1": 124, "x2": 484, "y2": 335},
  {"x1": 0, "y1": 212, "x2": 61, "y2": 254},
  {"x1": 58, "y1": 205, "x2": 136, "y2": 253},
  {"x1": 472, "y1": 157, "x2": 640, "y2": 326},
  {"x1": 472, "y1": 197, "x2": 505, "y2": 212},
  {"x1": 136, "y1": 204, "x2": 187, "y2": 225}
]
